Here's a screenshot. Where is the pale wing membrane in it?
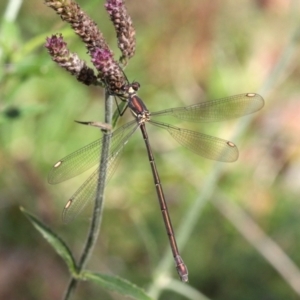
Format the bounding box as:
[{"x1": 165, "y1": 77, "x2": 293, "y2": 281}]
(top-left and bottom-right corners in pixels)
[
  {"x1": 48, "y1": 120, "x2": 136, "y2": 184},
  {"x1": 150, "y1": 120, "x2": 238, "y2": 162},
  {"x1": 151, "y1": 93, "x2": 264, "y2": 122},
  {"x1": 62, "y1": 122, "x2": 139, "y2": 223}
]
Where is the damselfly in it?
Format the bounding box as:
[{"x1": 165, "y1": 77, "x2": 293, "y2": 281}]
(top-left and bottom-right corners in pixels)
[{"x1": 49, "y1": 82, "x2": 264, "y2": 281}]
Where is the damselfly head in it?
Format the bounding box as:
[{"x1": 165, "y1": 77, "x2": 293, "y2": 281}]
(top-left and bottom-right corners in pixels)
[{"x1": 122, "y1": 81, "x2": 141, "y2": 96}]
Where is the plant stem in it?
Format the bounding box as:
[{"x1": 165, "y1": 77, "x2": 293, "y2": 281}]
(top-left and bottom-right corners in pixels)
[
  {"x1": 3, "y1": 0, "x2": 22, "y2": 22},
  {"x1": 63, "y1": 92, "x2": 113, "y2": 300}
]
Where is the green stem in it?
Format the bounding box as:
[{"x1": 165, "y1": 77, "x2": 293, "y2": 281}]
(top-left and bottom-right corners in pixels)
[{"x1": 63, "y1": 93, "x2": 113, "y2": 300}]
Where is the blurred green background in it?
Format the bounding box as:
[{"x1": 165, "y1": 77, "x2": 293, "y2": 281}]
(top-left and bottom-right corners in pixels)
[{"x1": 1, "y1": 0, "x2": 300, "y2": 299}]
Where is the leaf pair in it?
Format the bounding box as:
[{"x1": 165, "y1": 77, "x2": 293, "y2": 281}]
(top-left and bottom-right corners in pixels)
[{"x1": 21, "y1": 207, "x2": 152, "y2": 300}]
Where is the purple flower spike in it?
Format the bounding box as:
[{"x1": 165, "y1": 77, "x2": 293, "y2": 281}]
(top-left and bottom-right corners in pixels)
[
  {"x1": 45, "y1": 0, "x2": 110, "y2": 54},
  {"x1": 91, "y1": 48, "x2": 114, "y2": 71},
  {"x1": 91, "y1": 48, "x2": 127, "y2": 94},
  {"x1": 105, "y1": 0, "x2": 123, "y2": 14},
  {"x1": 45, "y1": 34, "x2": 68, "y2": 56},
  {"x1": 105, "y1": 0, "x2": 136, "y2": 65},
  {"x1": 45, "y1": 34, "x2": 98, "y2": 86},
  {"x1": 44, "y1": 1, "x2": 132, "y2": 90}
]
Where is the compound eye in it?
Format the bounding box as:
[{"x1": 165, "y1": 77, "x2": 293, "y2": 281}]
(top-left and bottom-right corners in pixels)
[{"x1": 132, "y1": 82, "x2": 140, "y2": 91}]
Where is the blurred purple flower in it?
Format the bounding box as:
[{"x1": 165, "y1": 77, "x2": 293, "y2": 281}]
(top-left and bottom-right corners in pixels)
[
  {"x1": 105, "y1": 0, "x2": 136, "y2": 65},
  {"x1": 45, "y1": 34, "x2": 98, "y2": 86}
]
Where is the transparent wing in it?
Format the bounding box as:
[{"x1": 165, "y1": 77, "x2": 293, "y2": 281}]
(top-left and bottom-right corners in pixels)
[
  {"x1": 151, "y1": 93, "x2": 264, "y2": 122},
  {"x1": 48, "y1": 120, "x2": 137, "y2": 184},
  {"x1": 62, "y1": 142, "x2": 128, "y2": 223},
  {"x1": 61, "y1": 121, "x2": 139, "y2": 223},
  {"x1": 150, "y1": 120, "x2": 239, "y2": 162}
]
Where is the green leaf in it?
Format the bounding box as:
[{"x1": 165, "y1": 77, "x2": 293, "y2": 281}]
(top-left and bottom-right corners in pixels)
[
  {"x1": 82, "y1": 271, "x2": 153, "y2": 300},
  {"x1": 20, "y1": 207, "x2": 77, "y2": 275}
]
